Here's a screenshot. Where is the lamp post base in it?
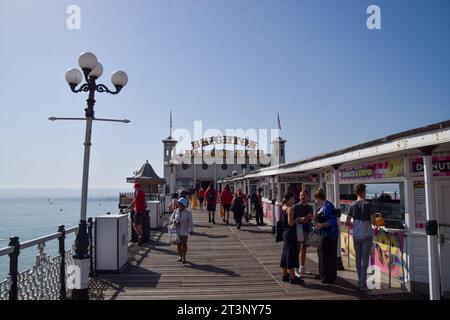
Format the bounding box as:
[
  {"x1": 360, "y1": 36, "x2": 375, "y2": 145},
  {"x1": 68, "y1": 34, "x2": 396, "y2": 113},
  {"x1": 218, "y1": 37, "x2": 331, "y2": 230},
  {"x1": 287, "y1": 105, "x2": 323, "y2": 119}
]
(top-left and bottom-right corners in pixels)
[
  {"x1": 72, "y1": 220, "x2": 90, "y2": 300},
  {"x1": 71, "y1": 288, "x2": 89, "y2": 300},
  {"x1": 71, "y1": 257, "x2": 90, "y2": 300}
]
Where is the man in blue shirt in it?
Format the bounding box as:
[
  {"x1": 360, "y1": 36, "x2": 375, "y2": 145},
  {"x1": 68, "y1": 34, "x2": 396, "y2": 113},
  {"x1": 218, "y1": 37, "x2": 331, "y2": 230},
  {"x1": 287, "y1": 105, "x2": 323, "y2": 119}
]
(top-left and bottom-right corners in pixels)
[{"x1": 314, "y1": 188, "x2": 339, "y2": 284}]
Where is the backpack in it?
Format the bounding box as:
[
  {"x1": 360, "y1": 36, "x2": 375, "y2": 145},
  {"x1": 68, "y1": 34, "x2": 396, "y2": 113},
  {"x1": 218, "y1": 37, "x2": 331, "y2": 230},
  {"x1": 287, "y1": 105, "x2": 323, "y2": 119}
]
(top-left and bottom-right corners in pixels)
[
  {"x1": 207, "y1": 190, "x2": 215, "y2": 202},
  {"x1": 231, "y1": 196, "x2": 244, "y2": 213}
]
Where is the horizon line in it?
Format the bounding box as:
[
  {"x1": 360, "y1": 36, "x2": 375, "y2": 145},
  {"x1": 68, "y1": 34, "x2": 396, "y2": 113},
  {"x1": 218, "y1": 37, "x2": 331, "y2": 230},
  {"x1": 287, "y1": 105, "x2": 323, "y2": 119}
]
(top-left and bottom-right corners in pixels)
[{"x1": 0, "y1": 186, "x2": 131, "y2": 189}]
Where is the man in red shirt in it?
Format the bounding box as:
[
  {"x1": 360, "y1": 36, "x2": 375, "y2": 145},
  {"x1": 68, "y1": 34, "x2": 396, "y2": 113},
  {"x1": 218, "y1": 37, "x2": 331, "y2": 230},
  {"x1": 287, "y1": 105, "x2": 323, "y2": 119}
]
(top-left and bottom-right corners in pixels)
[
  {"x1": 126, "y1": 183, "x2": 147, "y2": 245},
  {"x1": 220, "y1": 185, "x2": 233, "y2": 224},
  {"x1": 197, "y1": 187, "x2": 206, "y2": 210}
]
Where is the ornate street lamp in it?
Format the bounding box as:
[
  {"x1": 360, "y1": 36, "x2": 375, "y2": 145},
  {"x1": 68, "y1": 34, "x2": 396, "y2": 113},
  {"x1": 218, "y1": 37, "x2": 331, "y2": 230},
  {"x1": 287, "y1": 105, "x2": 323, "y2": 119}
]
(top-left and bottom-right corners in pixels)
[{"x1": 50, "y1": 51, "x2": 129, "y2": 300}]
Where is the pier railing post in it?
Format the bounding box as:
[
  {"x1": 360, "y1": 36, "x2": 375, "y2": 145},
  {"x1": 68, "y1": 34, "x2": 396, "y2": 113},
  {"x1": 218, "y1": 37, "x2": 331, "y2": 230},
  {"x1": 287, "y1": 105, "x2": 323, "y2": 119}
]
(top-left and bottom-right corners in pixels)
[
  {"x1": 8, "y1": 236, "x2": 20, "y2": 301},
  {"x1": 58, "y1": 225, "x2": 66, "y2": 300},
  {"x1": 88, "y1": 218, "x2": 94, "y2": 277}
]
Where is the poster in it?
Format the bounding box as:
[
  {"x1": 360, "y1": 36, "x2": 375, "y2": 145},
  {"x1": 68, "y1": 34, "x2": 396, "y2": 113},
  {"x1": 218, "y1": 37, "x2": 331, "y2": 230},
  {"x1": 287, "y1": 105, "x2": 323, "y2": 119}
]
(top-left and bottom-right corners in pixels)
[
  {"x1": 340, "y1": 158, "x2": 404, "y2": 181},
  {"x1": 414, "y1": 180, "x2": 426, "y2": 229}
]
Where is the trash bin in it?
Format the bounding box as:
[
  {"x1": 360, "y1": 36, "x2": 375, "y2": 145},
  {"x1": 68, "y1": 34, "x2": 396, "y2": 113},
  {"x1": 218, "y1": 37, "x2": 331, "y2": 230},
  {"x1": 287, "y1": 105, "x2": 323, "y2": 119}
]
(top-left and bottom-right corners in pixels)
[
  {"x1": 95, "y1": 214, "x2": 129, "y2": 273},
  {"x1": 147, "y1": 201, "x2": 160, "y2": 229}
]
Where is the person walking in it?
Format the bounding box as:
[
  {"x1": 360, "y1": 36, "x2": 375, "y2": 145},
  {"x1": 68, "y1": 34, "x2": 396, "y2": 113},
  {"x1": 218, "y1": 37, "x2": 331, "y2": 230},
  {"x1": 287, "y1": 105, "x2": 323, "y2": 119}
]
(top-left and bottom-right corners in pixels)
[
  {"x1": 191, "y1": 187, "x2": 199, "y2": 209},
  {"x1": 179, "y1": 189, "x2": 190, "y2": 208},
  {"x1": 241, "y1": 191, "x2": 250, "y2": 222},
  {"x1": 230, "y1": 188, "x2": 246, "y2": 229},
  {"x1": 126, "y1": 183, "x2": 147, "y2": 246},
  {"x1": 314, "y1": 188, "x2": 339, "y2": 284},
  {"x1": 220, "y1": 185, "x2": 233, "y2": 224},
  {"x1": 293, "y1": 189, "x2": 314, "y2": 277},
  {"x1": 169, "y1": 197, "x2": 194, "y2": 264},
  {"x1": 197, "y1": 186, "x2": 206, "y2": 210},
  {"x1": 255, "y1": 187, "x2": 266, "y2": 226},
  {"x1": 346, "y1": 184, "x2": 376, "y2": 291},
  {"x1": 205, "y1": 184, "x2": 218, "y2": 224},
  {"x1": 279, "y1": 192, "x2": 304, "y2": 285}
]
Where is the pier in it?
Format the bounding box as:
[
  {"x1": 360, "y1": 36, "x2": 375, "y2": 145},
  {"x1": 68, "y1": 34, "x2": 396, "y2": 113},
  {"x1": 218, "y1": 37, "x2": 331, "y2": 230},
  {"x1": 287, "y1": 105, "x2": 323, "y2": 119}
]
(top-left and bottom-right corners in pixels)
[{"x1": 88, "y1": 209, "x2": 419, "y2": 300}]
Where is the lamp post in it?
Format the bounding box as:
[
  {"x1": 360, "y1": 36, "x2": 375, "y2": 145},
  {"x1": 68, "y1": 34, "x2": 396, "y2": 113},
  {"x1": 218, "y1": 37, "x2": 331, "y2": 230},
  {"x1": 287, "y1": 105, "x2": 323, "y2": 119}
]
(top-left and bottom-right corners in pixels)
[{"x1": 50, "y1": 51, "x2": 129, "y2": 300}]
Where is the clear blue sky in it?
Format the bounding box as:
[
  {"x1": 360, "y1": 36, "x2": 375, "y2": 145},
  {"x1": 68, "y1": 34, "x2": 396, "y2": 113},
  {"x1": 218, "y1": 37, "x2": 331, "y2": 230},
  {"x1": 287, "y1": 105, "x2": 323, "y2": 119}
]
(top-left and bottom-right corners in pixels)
[{"x1": 1, "y1": 0, "x2": 449, "y2": 188}]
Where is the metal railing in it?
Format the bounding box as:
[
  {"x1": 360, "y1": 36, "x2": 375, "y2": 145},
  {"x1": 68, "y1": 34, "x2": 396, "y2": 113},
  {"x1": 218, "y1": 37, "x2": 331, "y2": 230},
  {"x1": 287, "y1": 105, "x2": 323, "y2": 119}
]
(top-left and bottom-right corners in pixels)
[
  {"x1": 119, "y1": 192, "x2": 166, "y2": 207},
  {"x1": 0, "y1": 221, "x2": 95, "y2": 300},
  {"x1": 0, "y1": 209, "x2": 154, "y2": 300}
]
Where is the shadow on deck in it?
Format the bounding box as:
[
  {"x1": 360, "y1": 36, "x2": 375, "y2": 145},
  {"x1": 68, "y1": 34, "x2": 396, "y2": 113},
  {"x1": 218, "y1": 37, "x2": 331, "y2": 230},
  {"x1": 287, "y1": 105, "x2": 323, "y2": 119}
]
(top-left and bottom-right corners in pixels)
[{"x1": 89, "y1": 209, "x2": 422, "y2": 300}]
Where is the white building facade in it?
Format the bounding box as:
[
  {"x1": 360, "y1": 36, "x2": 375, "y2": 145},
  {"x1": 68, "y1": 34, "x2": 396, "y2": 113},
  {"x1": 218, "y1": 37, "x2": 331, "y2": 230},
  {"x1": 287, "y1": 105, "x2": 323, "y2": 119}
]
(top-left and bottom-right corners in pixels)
[{"x1": 163, "y1": 134, "x2": 286, "y2": 193}]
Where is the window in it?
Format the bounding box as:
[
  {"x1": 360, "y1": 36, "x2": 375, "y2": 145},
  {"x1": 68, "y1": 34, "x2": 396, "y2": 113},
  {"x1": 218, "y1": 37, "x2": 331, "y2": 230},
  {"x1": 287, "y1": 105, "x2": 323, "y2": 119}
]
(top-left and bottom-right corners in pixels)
[{"x1": 340, "y1": 182, "x2": 405, "y2": 229}]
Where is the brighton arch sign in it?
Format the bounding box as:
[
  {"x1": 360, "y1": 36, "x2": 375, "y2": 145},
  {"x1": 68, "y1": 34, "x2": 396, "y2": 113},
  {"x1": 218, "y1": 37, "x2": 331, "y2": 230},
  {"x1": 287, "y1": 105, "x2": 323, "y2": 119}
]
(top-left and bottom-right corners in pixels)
[{"x1": 190, "y1": 136, "x2": 258, "y2": 150}]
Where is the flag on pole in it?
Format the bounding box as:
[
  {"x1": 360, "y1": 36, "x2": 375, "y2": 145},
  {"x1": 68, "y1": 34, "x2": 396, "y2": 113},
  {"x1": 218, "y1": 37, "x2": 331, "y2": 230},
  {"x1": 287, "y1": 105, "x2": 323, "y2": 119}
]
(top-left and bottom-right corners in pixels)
[
  {"x1": 277, "y1": 112, "x2": 282, "y2": 130},
  {"x1": 170, "y1": 110, "x2": 173, "y2": 136}
]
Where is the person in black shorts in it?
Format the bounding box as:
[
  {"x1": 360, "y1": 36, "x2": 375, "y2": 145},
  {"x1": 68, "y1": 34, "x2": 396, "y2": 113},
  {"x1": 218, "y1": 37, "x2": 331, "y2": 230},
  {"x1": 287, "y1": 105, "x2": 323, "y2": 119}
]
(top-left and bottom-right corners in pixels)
[
  {"x1": 126, "y1": 183, "x2": 147, "y2": 245},
  {"x1": 220, "y1": 185, "x2": 233, "y2": 224},
  {"x1": 293, "y1": 189, "x2": 314, "y2": 276},
  {"x1": 205, "y1": 184, "x2": 218, "y2": 223}
]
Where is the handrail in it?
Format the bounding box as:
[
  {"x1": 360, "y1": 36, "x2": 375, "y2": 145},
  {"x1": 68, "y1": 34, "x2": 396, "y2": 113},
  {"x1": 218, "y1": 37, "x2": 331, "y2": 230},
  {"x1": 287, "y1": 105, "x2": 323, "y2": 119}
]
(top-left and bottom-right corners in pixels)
[
  {"x1": 0, "y1": 217, "x2": 119, "y2": 300},
  {"x1": 20, "y1": 233, "x2": 62, "y2": 250},
  {"x1": 0, "y1": 225, "x2": 79, "y2": 257},
  {"x1": 65, "y1": 226, "x2": 79, "y2": 234},
  {"x1": 0, "y1": 246, "x2": 14, "y2": 257}
]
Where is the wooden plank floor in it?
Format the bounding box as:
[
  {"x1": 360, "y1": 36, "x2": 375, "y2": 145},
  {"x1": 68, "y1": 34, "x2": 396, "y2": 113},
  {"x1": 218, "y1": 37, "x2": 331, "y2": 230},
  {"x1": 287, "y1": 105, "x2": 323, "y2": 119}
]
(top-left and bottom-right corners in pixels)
[{"x1": 89, "y1": 209, "x2": 414, "y2": 300}]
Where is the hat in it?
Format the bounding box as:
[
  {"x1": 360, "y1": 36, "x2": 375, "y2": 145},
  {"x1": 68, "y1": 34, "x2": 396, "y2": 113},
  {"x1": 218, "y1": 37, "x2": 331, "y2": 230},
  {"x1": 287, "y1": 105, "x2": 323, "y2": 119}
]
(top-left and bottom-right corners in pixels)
[
  {"x1": 177, "y1": 197, "x2": 188, "y2": 207},
  {"x1": 134, "y1": 183, "x2": 141, "y2": 188}
]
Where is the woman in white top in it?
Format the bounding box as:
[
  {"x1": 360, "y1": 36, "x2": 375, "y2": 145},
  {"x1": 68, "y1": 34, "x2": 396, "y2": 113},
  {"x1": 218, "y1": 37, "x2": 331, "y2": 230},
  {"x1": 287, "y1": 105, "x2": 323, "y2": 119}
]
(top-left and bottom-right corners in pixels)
[{"x1": 169, "y1": 197, "x2": 194, "y2": 263}]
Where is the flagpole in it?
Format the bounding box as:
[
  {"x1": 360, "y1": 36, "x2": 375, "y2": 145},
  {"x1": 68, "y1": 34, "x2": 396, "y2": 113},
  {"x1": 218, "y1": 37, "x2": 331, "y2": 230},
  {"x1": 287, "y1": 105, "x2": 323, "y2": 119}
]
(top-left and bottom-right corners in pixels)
[
  {"x1": 170, "y1": 110, "x2": 173, "y2": 138},
  {"x1": 277, "y1": 112, "x2": 282, "y2": 136}
]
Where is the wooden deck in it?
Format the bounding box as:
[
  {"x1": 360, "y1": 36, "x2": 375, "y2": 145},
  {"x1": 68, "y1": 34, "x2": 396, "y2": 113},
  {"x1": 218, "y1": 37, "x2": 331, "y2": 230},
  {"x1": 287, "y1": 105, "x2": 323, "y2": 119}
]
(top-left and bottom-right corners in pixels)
[{"x1": 89, "y1": 209, "x2": 417, "y2": 300}]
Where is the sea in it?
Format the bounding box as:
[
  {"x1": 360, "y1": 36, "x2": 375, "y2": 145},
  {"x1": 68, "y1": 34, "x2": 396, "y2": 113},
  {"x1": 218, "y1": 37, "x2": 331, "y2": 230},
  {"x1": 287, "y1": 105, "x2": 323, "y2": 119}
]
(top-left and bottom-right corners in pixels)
[{"x1": 0, "y1": 188, "x2": 125, "y2": 281}]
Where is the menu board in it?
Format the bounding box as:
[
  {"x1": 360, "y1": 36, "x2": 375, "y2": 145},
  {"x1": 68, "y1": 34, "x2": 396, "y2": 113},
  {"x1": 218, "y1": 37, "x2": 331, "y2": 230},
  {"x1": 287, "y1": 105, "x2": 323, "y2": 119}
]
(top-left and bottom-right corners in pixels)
[{"x1": 414, "y1": 180, "x2": 426, "y2": 229}]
